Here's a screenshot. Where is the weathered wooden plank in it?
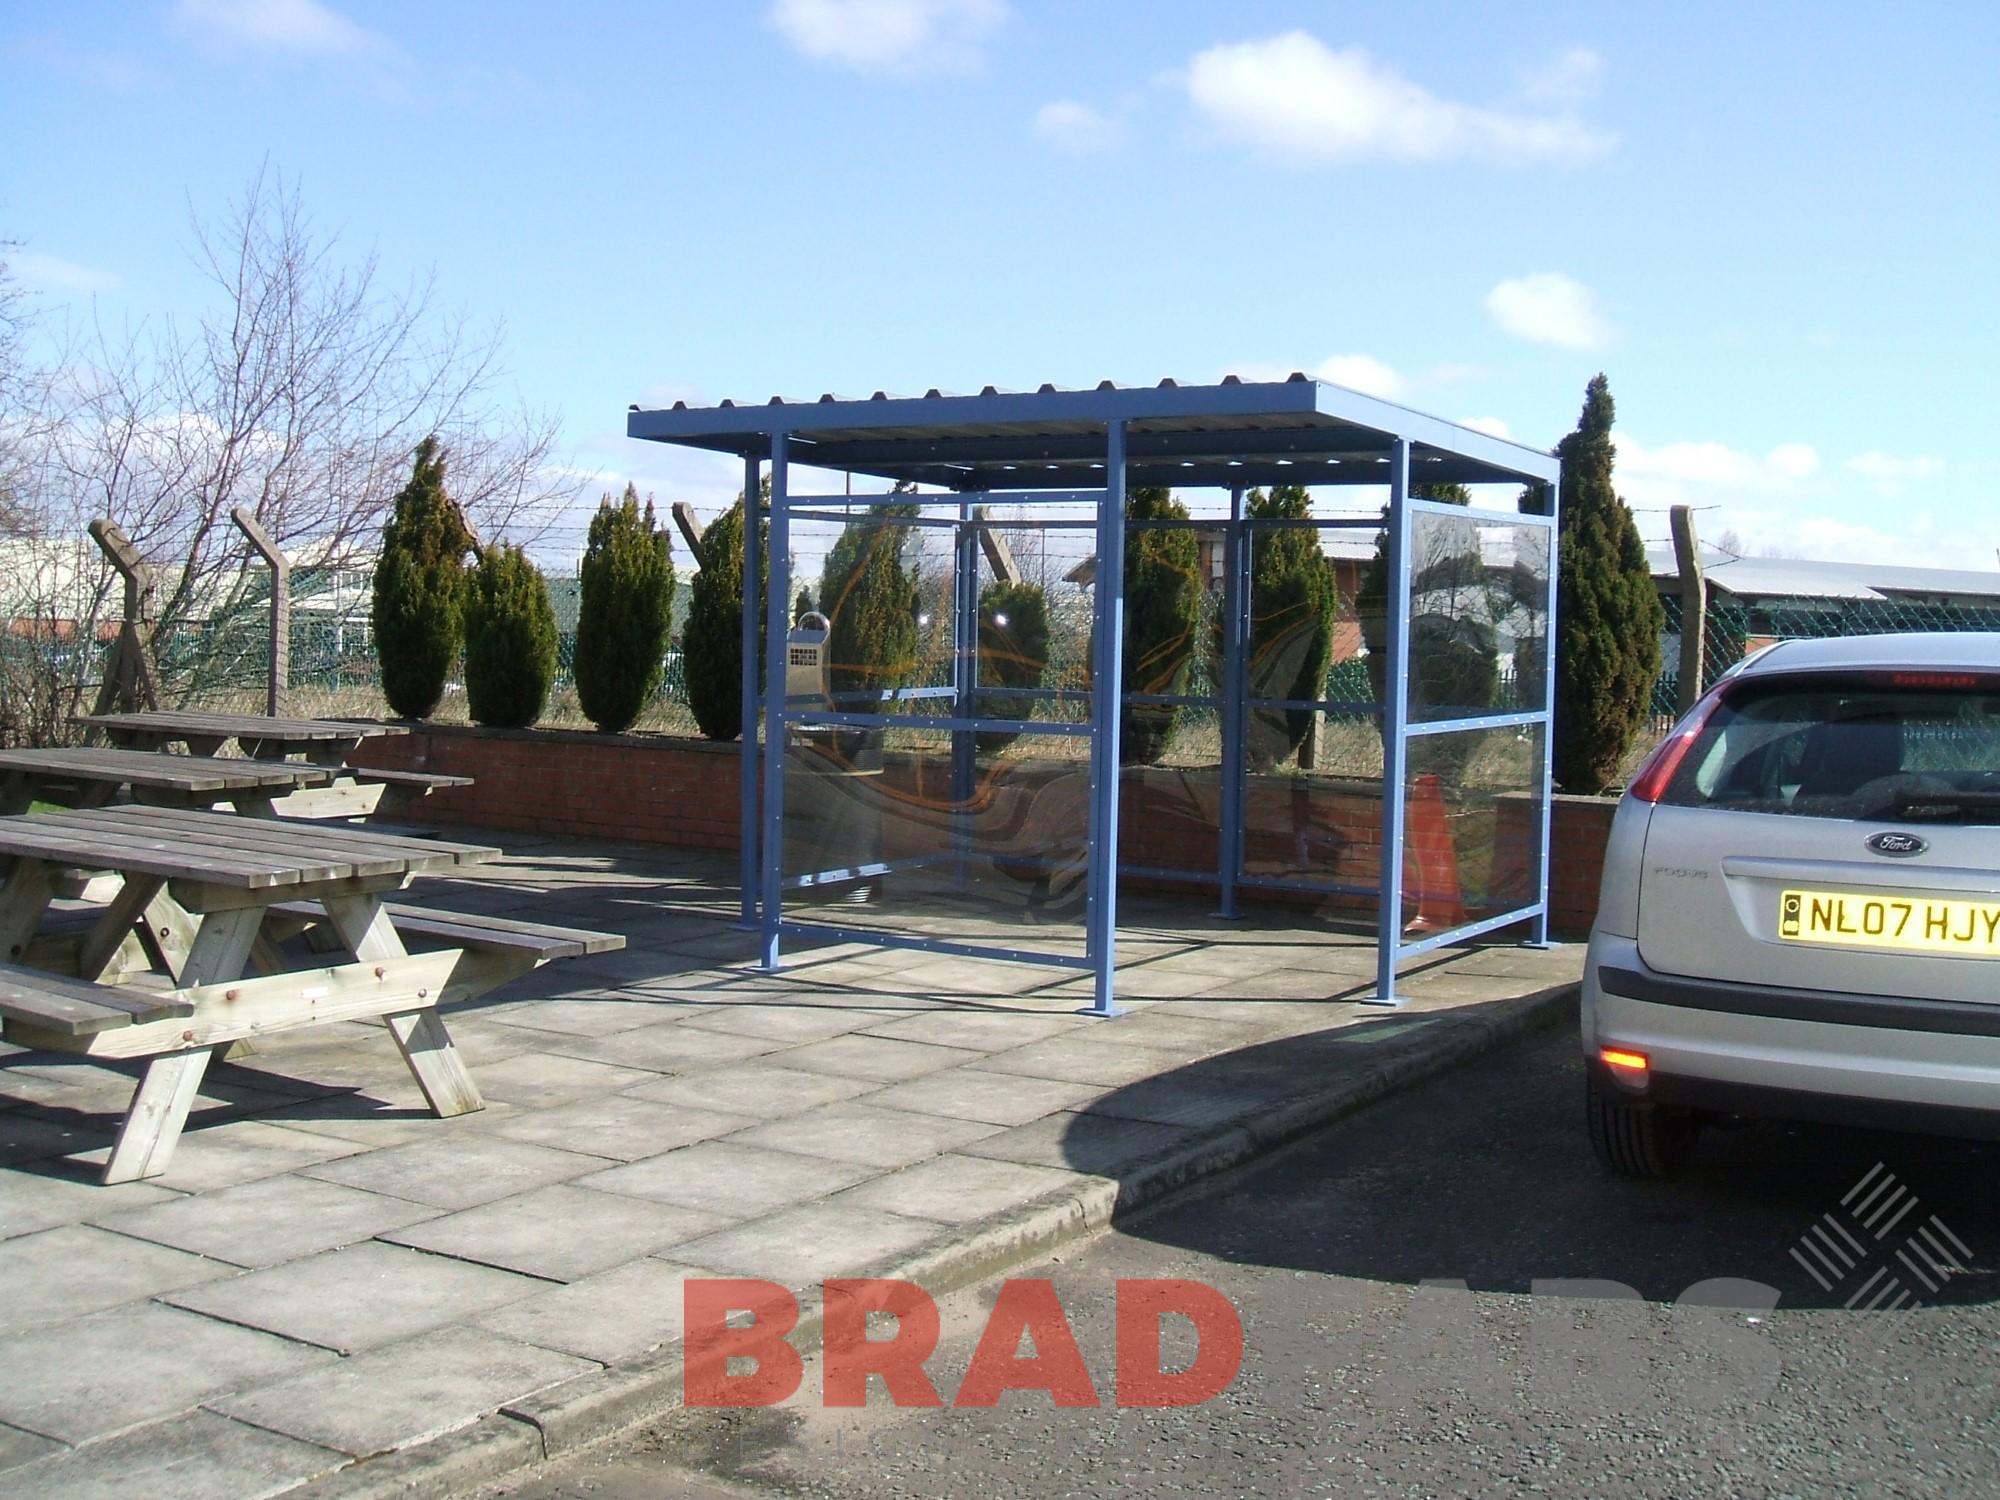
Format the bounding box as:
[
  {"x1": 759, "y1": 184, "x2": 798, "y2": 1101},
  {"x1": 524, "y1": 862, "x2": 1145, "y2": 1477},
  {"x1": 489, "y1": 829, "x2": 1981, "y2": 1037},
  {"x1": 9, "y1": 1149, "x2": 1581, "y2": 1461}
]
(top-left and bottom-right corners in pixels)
[
  {"x1": 0, "y1": 821, "x2": 289, "y2": 885},
  {"x1": 0, "y1": 749, "x2": 332, "y2": 794},
  {"x1": 102, "y1": 1046, "x2": 222, "y2": 1184},
  {"x1": 266, "y1": 899, "x2": 626, "y2": 958},
  {"x1": 0, "y1": 959, "x2": 192, "y2": 1035},
  {"x1": 386, "y1": 1009, "x2": 484, "y2": 1117},
  {"x1": 49, "y1": 949, "x2": 460, "y2": 1059}
]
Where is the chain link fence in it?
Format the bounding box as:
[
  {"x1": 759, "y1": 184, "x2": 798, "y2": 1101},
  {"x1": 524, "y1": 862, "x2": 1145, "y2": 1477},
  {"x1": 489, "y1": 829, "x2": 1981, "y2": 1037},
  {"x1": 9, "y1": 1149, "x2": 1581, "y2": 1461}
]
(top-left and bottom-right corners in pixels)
[{"x1": 1654, "y1": 593, "x2": 2000, "y2": 718}]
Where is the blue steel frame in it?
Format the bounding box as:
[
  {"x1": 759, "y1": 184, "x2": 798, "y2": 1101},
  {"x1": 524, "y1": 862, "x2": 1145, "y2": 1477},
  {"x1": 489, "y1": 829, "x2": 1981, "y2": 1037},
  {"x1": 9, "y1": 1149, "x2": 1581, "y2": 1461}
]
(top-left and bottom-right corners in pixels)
[{"x1": 628, "y1": 380, "x2": 1560, "y2": 1013}]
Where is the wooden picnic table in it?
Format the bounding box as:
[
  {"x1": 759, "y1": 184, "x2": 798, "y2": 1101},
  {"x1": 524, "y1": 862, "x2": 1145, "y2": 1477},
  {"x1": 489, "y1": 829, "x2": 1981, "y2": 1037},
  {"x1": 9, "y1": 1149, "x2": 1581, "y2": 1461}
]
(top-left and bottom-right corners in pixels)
[
  {"x1": 79, "y1": 710, "x2": 409, "y2": 766},
  {"x1": 0, "y1": 745, "x2": 334, "y2": 816},
  {"x1": 0, "y1": 805, "x2": 619, "y2": 1183},
  {"x1": 73, "y1": 711, "x2": 468, "y2": 821}
]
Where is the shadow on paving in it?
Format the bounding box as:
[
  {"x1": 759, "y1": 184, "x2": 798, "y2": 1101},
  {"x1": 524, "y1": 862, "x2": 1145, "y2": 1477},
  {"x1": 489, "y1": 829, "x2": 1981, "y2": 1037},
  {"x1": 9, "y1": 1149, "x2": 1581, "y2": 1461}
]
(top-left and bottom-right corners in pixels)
[{"x1": 1089, "y1": 1027, "x2": 2000, "y2": 1314}]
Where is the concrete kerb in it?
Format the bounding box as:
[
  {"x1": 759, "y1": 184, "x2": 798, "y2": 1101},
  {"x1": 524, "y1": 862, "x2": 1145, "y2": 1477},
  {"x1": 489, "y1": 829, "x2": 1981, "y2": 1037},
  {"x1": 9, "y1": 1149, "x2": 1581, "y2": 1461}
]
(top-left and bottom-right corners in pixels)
[{"x1": 290, "y1": 982, "x2": 1577, "y2": 1498}]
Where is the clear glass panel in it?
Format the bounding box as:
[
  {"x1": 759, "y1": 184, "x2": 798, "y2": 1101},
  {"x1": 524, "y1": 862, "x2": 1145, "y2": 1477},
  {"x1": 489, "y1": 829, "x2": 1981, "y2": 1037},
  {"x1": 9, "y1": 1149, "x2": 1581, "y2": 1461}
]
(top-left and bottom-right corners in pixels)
[
  {"x1": 1403, "y1": 720, "x2": 1546, "y2": 924},
  {"x1": 972, "y1": 515, "x2": 1096, "y2": 733},
  {"x1": 1239, "y1": 730, "x2": 1385, "y2": 903},
  {"x1": 1404, "y1": 509, "x2": 1553, "y2": 723},
  {"x1": 780, "y1": 723, "x2": 1091, "y2": 959}
]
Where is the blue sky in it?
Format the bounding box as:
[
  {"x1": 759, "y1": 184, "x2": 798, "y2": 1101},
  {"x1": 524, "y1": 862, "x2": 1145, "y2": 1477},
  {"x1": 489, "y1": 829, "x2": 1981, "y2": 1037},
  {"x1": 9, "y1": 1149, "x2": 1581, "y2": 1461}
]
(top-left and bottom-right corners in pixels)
[{"x1": 4, "y1": 0, "x2": 1995, "y2": 567}]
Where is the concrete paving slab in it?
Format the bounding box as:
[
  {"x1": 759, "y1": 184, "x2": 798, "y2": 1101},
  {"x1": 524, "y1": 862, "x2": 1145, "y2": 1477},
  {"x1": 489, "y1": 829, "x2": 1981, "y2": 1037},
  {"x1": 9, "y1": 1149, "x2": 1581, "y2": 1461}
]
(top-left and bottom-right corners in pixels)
[
  {"x1": 833, "y1": 1154, "x2": 1086, "y2": 1225},
  {"x1": 622, "y1": 1063, "x2": 879, "y2": 1118},
  {"x1": 467, "y1": 995, "x2": 689, "y2": 1037},
  {"x1": 0, "y1": 1423, "x2": 59, "y2": 1476},
  {"x1": 0, "y1": 1301, "x2": 333, "y2": 1444},
  {"x1": 859, "y1": 1067, "x2": 1106, "y2": 1126},
  {"x1": 676, "y1": 1003, "x2": 891, "y2": 1044},
  {"x1": 857, "y1": 1008, "x2": 1087, "y2": 1051},
  {"x1": 0, "y1": 1411, "x2": 343, "y2": 1500},
  {"x1": 0, "y1": 1165, "x2": 180, "y2": 1241},
  {"x1": 538, "y1": 1021, "x2": 783, "y2": 1072},
  {"x1": 774, "y1": 1034, "x2": 986, "y2": 1082},
  {"x1": 162, "y1": 1240, "x2": 547, "y2": 1354},
  {"x1": 381, "y1": 1183, "x2": 733, "y2": 1282},
  {"x1": 976, "y1": 1036, "x2": 1209, "y2": 1087},
  {"x1": 257, "y1": 1091, "x2": 524, "y2": 1148},
  {"x1": 452, "y1": 1052, "x2": 659, "y2": 1108},
  {"x1": 958, "y1": 1109, "x2": 1202, "y2": 1177},
  {"x1": 0, "y1": 1108, "x2": 111, "y2": 1166},
  {"x1": 473, "y1": 1257, "x2": 711, "y2": 1366},
  {"x1": 76, "y1": 1117, "x2": 371, "y2": 1195},
  {"x1": 480, "y1": 1096, "x2": 757, "y2": 1162},
  {"x1": 206, "y1": 1326, "x2": 592, "y2": 1459},
  {"x1": 0, "y1": 1223, "x2": 234, "y2": 1336},
  {"x1": 92, "y1": 1173, "x2": 438, "y2": 1269},
  {"x1": 724, "y1": 1101, "x2": 1003, "y2": 1169},
  {"x1": 671, "y1": 1203, "x2": 946, "y2": 1284},
  {"x1": 581, "y1": 1140, "x2": 876, "y2": 1219},
  {"x1": 300, "y1": 1134, "x2": 609, "y2": 1209}
]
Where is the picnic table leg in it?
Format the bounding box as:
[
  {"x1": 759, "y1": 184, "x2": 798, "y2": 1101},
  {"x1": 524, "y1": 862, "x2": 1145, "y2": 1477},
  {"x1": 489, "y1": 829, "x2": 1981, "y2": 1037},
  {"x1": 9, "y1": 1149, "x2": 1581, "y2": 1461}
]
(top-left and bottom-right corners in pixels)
[
  {"x1": 103, "y1": 1043, "x2": 227, "y2": 1185},
  {"x1": 321, "y1": 894, "x2": 485, "y2": 1117},
  {"x1": 0, "y1": 857, "x2": 56, "y2": 964},
  {"x1": 0, "y1": 772, "x2": 33, "y2": 816},
  {"x1": 75, "y1": 873, "x2": 165, "y2": 981}
]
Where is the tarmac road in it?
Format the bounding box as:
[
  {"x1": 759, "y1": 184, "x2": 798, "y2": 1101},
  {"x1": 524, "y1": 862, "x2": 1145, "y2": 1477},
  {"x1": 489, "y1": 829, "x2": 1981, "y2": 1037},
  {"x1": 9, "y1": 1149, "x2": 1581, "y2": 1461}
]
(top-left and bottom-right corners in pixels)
[{"x1": 479, "y1": 1022, "x2": 2000, "y2": 1500}]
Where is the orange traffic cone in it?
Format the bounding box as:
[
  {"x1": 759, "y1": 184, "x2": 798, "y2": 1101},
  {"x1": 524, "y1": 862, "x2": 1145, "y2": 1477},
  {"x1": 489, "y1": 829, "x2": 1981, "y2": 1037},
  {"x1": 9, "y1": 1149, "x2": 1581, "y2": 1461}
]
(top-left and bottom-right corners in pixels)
[{"x1": 1401, "y1": 773, "x2": 1467, "y2": 933}]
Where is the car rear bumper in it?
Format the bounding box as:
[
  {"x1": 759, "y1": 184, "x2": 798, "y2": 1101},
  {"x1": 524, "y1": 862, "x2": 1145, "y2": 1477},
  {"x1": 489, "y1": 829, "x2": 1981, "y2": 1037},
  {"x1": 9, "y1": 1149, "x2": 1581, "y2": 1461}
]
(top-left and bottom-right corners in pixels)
[{"x1": 1581, "y1": 933, "x2": 2000, "y2": 1125}]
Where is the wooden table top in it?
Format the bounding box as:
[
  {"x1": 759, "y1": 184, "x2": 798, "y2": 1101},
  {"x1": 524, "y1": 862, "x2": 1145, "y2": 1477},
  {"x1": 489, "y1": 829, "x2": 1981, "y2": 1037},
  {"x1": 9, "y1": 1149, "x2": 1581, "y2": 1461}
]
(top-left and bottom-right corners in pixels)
[
  {"x1": 0, "y1": 805, "x2": 498, "y2": 888},
  {"x1": 0, "y1": 746, "x2": 336, "y2": 792},
  {"x1": 79, "y1": 711, "x2": 410, "y2": 744}
]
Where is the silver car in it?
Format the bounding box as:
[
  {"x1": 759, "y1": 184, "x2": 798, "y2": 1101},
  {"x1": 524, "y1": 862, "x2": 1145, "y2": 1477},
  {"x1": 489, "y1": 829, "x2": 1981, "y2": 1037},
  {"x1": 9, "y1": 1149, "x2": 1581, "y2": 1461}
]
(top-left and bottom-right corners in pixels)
[{"x1": 1582, "y1": 632, "x2": 2000, "y2": 1176}]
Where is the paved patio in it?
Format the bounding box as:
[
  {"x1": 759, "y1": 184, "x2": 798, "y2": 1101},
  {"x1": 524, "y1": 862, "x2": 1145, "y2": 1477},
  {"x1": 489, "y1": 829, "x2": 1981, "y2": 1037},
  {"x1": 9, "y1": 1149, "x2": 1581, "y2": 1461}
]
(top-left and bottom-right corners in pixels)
[{"x1": 0, "y1": 833, "x2": 1581, "y2": 1500}]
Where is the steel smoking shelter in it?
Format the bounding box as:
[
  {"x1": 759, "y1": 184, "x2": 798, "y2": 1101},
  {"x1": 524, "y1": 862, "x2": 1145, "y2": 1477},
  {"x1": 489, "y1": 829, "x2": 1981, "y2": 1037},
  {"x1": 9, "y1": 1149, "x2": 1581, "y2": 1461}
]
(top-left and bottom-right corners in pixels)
[{"x1": 627, "y1": 376, "x2": 1562, "y2": 1013}]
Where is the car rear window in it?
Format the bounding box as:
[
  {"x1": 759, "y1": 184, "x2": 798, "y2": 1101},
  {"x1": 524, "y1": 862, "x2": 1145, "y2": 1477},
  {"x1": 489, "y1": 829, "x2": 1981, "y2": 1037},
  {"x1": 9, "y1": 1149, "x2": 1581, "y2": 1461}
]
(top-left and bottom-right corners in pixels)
[{"x1": 1662, "y1": 670, "x2": 2000, "y2": 822}]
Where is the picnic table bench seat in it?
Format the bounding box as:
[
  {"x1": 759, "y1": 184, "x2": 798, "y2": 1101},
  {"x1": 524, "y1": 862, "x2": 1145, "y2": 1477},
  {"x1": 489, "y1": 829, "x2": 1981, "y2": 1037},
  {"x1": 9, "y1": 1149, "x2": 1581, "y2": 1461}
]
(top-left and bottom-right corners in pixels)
[
  {"x1": 263, "y1": 899, "x2": 621, "y2": 965},
  {"x1": 0, "y1": 961, "x2": 191, "y2": 1038},
  {"x1": 342, "y1": 767, "x2": 474, "y2": 791}
]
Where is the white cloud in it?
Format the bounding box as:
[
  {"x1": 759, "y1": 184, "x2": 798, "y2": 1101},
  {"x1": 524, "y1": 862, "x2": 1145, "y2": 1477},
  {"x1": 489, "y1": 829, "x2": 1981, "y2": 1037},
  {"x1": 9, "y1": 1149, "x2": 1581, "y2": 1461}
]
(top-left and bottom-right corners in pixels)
[
  {"x1": 1222, "y1": 354, "x2": 1407, "y2": 400},
  {"x1": 768, "y1": 0, "x2": 1006, "y2": 72},
  {"x1": 1458, "y1": 416, "x2": 1512, "y2": 440},
  {"x1": 1613, "y1": 436, "x2": 1822, "y2": 512},
  {"x1": 1033, "y1": 100, "x2": 1122, "y2": 153},
  {"x1": 1485, "y1": 272, "x2": 1611, "y2": 350},
  {"x1": 1182, "y1": 32, "x2": 1613, "y2": 165},
  {"x1": 5, "y1": 251, "x2": 118, "y2": 295},
  {"x1": 1845, "y1": 451, "x2": 1946, "y2": 493},
  {"x1": 1522, "y1": 46, "x2": 1605, "y2": 108},
  {"x1": 173, "y1": 0, "x2": 394, "y2": 59}
]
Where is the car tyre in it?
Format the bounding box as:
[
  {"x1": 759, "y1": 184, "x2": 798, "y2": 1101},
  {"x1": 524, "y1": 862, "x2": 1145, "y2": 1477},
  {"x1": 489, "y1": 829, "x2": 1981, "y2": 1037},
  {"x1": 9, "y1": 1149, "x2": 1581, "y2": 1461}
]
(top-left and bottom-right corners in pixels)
[{"x1": 1587, "y1": 1079, "x2": 1698, "y2": 1179}]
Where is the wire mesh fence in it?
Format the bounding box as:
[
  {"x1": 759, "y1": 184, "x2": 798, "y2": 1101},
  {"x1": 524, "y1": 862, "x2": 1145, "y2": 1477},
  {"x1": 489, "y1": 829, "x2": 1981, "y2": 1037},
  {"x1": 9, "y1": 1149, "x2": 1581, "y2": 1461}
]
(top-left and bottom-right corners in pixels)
[{"x1": 1654, "y1": 592, "x2": 2000, "y2": 718}]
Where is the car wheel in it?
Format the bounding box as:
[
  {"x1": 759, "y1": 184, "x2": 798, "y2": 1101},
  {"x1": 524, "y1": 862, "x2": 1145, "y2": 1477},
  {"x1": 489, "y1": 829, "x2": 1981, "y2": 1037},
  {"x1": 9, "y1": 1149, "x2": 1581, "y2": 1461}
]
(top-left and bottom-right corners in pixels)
[{"x1": 1586, "y1": 1078, "x2": 1698, "y2": 1179}]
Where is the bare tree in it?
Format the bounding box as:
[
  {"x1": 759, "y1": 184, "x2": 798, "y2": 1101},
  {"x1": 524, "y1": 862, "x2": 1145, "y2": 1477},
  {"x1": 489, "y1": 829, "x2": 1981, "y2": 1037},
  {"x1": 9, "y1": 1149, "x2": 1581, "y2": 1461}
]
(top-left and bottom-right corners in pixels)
[{"x1": 13, "y1": 167, "x2": 579, "y2": 718}]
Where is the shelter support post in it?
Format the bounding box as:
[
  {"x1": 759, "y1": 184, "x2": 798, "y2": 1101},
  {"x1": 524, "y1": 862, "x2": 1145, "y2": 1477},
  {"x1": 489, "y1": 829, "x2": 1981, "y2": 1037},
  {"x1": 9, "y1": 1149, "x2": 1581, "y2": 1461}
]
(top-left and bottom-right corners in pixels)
[
  {"x1": 952, "y1": 496, "x2": 979, "y2": 881},
  {"x1": 738, "y1": 457, "x2": 763, "y2": 930},
  {"x1": 1369, "y1": 438, "x2": 1414, "y2": 1006},
  {"x1": 758, "y1": 437, "x2": 789, "y2": 970},
  {"x1": 1082, "y1": 421, "x2": 1128, "y2": 1017},
  {"x1": 1216, "y1": 484, "x2": 1247, "y2": 918},
  {"x1": 1527, "y1": 475, "x2": 1561, "y2": 950}
]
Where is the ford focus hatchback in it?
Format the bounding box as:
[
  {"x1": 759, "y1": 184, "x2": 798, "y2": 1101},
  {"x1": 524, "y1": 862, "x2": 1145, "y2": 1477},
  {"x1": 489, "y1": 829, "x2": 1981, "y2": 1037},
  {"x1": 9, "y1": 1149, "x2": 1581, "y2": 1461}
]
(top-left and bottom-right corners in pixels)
[{"x1": 1581, "y1": 633, "x2": 2000, "y2": 1177}]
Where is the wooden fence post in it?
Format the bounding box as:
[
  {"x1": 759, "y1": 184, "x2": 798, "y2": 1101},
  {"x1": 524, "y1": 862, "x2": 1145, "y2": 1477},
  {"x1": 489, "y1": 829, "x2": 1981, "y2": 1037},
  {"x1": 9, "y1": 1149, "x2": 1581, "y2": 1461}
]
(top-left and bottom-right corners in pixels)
[
  {"x1": 1670, "y1": 504, "x2": 1706, "y2": 713},
  {"x1": 87, "y1": 519, "x2": 159, "y2": 715},
  {"x1": 230, "y1": 507, "x2": 289, "y2": 716}
]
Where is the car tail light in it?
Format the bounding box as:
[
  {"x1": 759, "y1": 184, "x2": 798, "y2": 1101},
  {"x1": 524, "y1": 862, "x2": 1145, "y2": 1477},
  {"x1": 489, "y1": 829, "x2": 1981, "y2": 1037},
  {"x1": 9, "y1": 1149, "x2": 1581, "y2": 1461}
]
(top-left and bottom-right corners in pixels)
[
  {"x1": 1600, "y1": 1046, "x2": 1649, "y2": 1074},
  {"x1": 1628, "y1": 682, "x2": 1732, "y2": 803}
]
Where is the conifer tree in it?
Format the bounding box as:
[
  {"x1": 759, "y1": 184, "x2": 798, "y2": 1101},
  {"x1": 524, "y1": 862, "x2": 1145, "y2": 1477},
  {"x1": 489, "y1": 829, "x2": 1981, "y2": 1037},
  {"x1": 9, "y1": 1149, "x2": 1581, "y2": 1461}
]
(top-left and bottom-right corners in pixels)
[
  {"x1": 682, "y1": 491, "x2": 769, "y2": 740},
  {"x1": 462, "y1": 542, "x2": 557, "y2": 728},
  {"x1": 975, "y1": 577, "x2": 1051, "y2": 753},
  {"x1": 820, "y1": 505, "x2": 919, "y2": 704},
  {"x1": 574, "y1": 484, "x2": 676, "y2": 734},
  {"x1": 370, "y1": 436, "x2": 470, "y2": 720},
  {"x1": 1116, "y1": 487, "x2": 1202, "y2": 765},
  {"x1": 1241, "y1": 484, "x2": 1337, "y2": 767},
  {"x1": 1551, "y1": 375, "x2": 1663, "y2": 791}
]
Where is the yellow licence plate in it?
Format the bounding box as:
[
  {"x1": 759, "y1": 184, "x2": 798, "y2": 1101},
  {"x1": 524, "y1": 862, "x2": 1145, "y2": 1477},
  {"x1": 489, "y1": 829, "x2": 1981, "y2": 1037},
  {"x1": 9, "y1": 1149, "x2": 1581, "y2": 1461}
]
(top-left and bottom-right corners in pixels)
[{"x1": 1780, "y1": 889, "x2": 2000, "y2": 957}]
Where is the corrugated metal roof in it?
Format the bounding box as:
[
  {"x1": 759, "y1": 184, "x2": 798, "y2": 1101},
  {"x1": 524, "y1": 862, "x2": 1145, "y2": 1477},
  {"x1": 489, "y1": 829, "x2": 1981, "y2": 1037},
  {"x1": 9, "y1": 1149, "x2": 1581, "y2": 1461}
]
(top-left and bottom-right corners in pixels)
[
  {"x1": 1646, "y1": 546, "x2": 2000, "y2": 602},
  {"x1": 626, "y1": 376, "x2": 1559, "y2": 493}
]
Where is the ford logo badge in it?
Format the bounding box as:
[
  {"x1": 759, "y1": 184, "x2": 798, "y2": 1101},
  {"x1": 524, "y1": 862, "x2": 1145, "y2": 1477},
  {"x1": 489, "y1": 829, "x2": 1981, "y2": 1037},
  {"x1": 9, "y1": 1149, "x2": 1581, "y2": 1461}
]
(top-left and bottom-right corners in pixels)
[{"x1": 1867, "y1": 831, "x2": 1928, "y2": 858}]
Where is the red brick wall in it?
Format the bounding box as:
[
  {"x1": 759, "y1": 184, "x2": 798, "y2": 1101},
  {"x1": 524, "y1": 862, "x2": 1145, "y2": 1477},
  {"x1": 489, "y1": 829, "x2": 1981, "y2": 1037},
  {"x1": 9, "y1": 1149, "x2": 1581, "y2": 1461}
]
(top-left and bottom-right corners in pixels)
[{"x1": 353, "y1": 726, "x2": 1619, "y2": 935}]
